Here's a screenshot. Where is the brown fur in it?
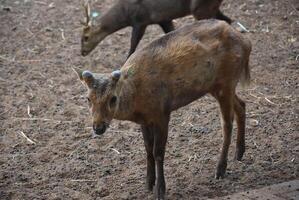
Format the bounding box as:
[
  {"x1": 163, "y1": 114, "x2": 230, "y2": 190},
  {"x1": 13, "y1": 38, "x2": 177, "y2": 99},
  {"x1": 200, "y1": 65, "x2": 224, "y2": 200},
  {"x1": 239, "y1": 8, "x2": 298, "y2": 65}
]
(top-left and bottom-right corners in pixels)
[
  {"x1": 81, "y1": 0, "x2": 232, "y2": 57},
  {"x1": 75, "y1": 19, "x2": 251, "y2": 200}
]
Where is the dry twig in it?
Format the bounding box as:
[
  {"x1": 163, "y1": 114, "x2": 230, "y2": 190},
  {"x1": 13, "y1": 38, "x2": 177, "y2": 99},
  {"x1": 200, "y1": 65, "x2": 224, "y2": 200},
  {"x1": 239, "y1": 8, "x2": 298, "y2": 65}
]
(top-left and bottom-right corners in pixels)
[
  {"x1": 236, "y1": 22, "x2": 250, "y2": 33},
  {"x1": 291, "y1": 4, "x2": 299, "y2": 14},
  {"x1": 0, "y1": 55, "x2": 15, "y2": 62},
  {"x1": 60, "y1": 28, "x2": 65, "y2": 40},
  {"x1": 27, "y1": 105, "x2": 32, "y2": 118},
  {"x1": 18, "y1": 131, "x2": 36, "y2": 144},
  {"x1": 110, "y1": 148, "x2": 120, "y2": 154},
  {"x1": 0, "y1": 108, "x2": 12, "y2": 116},
  {"x1": 264, "y1": 97, "x2": 276, "y2": 105},
  {"x1": 35, "y1": 1, "x2": 47, "y2": 5},
  {"x1": 70, "y1": 179, "x2": 97, "y2": 182},
  {"x1": 12, "y1": 117, "x2": 73, "y2": 123}
]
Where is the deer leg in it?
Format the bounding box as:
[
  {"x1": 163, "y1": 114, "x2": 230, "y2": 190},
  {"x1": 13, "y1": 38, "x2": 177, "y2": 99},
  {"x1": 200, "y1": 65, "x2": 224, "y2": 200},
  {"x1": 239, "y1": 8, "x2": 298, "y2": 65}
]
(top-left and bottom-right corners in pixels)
[
  {"x1": 128, "y1": 25, "x2": 146, "y2": 58},
  {"x1": 213, "y1": 90, "x2": 234, "y2": 179},
  {"x1": 153, "y1": 118, "x2": 169, "y2": 200},
  {"x1": 215, "y1": 10, "x2": 232, "y2": 24},
  {"x1": 233, "y1": 95, "x2": 246, "y2": 161},
  {"x1": 191, "y1": 0, "x2": 219, "y2": 20},
  {"x1": 159, "y1": 21, "x2": 175, "y2": 33},
  {"x1": 141, "y1": 124, "x2": 155, "y2": 192}
]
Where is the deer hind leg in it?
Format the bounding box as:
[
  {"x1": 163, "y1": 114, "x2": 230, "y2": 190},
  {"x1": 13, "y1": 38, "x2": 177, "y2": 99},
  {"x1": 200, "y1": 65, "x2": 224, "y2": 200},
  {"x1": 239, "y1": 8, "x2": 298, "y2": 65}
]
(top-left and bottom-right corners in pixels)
[
  {"x1": 233, "y1": 95, "x2": 246, "y2": 161},
  {"x1": 159, "y1": 21, "x2": 175, "y2": 33},
  {"x1": 128, "y1": 25, "x2": 146, "y2": 58},
  {"x1": 212, "y1": 89, "x2": 234, "y2": 179},
  {"x1": 141, "y1": 124, "x2": 155, "y2": 192},
  {"x1": 215, "y1": 10, "x2": 232, "y2": 24}
]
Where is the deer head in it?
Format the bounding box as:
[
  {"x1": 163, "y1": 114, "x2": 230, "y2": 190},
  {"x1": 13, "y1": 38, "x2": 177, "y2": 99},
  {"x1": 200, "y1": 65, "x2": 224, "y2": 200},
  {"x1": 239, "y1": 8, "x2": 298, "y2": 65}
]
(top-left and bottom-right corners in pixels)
[
  {"x1": 80, "y1": 1, "x2": 108, "y2": 56},
  {"x1": 73, "y1": 67, "x2": 122, "y2": 135},
  {"x1": 81, "y1": 1, "x2": 97, "y2": 56}
]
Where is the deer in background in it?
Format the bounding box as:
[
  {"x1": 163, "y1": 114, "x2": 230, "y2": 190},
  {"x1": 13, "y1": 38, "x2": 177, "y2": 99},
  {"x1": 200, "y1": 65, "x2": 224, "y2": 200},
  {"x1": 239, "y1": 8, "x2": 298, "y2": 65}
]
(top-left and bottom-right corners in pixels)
[
  {"x1": 74, "y1": 19, "x2": 251, "y2": 199},
  {"x1": 80, "y1": 0, "x2": 232, "y2": 58}
]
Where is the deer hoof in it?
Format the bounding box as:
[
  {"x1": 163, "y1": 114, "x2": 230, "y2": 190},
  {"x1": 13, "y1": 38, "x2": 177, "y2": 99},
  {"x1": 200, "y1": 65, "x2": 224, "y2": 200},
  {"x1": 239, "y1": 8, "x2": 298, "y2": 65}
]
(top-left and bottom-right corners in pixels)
[
  {"x1": 215, "y1": 161, "x2": 227, "y2": 179},
  {"x1": 235, "y1": 146, "x2": 245, "y2": 161}
]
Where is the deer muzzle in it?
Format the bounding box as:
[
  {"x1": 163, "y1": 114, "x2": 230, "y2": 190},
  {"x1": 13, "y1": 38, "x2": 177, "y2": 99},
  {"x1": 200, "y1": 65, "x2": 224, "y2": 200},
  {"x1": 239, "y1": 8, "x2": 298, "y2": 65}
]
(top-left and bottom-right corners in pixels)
[{"x1": 93, "y1": 122, "x2": 107, "y2": 135}]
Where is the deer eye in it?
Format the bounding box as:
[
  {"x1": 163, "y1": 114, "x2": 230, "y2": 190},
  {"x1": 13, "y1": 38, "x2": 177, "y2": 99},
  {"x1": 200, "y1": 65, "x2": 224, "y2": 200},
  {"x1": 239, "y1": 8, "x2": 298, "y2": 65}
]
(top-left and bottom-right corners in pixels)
[
  {"x1": 86, "y1": 97, "x2": 91, "y2": 106},
  {"x1": 109, "y1": 96, "x2": 117, "y2": 108}
]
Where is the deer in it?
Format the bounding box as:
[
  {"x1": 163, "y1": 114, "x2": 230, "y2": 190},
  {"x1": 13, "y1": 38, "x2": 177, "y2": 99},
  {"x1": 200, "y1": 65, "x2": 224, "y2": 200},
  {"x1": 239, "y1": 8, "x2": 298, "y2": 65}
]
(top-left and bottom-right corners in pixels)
[
  {"x1": 80, "y1": 0, "x2": 232, "y2": 58},
  {"x1": 74, "y1": 19, "x2": 251, "y2": 199}
]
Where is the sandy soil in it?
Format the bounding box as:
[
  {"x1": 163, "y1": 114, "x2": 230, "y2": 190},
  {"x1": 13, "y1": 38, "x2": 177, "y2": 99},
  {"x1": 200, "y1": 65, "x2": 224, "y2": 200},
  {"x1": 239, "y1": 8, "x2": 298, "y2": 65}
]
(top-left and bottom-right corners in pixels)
[{"x1": 0, "y1": 0, "x2": 298, "y2": 199}]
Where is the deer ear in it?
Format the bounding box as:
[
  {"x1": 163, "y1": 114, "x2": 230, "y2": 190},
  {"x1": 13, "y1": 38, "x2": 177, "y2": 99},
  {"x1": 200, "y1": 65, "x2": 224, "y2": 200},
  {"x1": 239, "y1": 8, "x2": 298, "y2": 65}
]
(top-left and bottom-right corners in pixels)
[
  {"x1": 91, "y1": 11, "x2": 100, "y2": 26},
  {"x1": 72, "y1": 67, "x2": 95, "y2": 88},
  {"x1": 82, "y1": 70, "x2": 95, "y2": 88},
  {"x1": 111, "y1": 70, "x2": 121, "y2": 82}
]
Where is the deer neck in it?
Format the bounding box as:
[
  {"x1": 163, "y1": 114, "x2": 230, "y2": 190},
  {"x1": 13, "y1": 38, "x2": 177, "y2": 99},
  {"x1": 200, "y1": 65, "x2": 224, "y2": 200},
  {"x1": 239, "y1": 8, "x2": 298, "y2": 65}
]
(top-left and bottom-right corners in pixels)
[
  {"x1": 113, "y1": 78, "x2": 136, "y2": 121},
  {"x1": 98, "y1": 4, "x2": 129, "y2": 35}
]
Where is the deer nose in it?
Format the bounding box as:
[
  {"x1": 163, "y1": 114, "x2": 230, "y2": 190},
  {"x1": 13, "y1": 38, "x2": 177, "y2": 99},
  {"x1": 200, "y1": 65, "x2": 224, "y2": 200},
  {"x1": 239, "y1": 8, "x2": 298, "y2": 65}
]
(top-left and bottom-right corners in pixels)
[{"x1": 93, "y1": 123, "x2": 107, "y2": 135}]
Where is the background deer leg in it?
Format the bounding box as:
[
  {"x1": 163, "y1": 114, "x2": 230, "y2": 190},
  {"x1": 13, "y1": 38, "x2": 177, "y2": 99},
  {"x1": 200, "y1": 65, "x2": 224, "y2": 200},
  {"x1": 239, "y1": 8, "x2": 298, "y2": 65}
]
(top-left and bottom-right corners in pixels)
[
  {"x1": 128, "y1": 25, "x2": 146, "y2": 58},
  {"x1": 159, "y1": 21, "x2": 175, "y2": 33}
]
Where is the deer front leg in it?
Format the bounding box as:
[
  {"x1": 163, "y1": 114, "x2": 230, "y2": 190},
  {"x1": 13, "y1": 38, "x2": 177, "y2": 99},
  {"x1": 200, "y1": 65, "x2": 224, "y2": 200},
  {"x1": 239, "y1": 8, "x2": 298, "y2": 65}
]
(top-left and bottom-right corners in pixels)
[
  {"x1": 152, "y1": 118, "x2": 169, "y2": 200},
  {"x1": 141, "y1": 124, "x2": 155, "y2": 191},
  {"x1": 128, "y1": 25, "x2": 146, "y2": 58}
]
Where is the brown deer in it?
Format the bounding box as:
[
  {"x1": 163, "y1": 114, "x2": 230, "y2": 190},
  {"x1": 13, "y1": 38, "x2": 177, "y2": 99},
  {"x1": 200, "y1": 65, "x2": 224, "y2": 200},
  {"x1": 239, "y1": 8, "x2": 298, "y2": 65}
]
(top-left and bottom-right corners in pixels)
[
  {"x1": 80, "y1": 0, "x2": 232, "y2": 58},
  {"x1": 74, "y1": 19, "x2": 251, "y2": 199}
]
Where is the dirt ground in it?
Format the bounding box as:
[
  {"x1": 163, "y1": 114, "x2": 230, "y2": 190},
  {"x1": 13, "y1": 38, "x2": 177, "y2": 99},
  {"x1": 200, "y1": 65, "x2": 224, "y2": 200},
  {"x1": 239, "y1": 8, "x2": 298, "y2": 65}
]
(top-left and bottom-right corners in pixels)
[{"x1": 0, "y1": 0, "x2": 298, "y2": 199}]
